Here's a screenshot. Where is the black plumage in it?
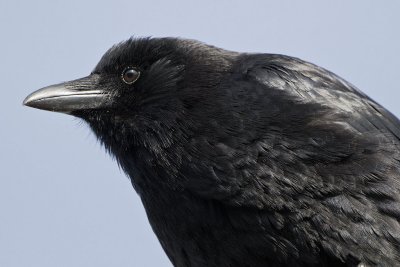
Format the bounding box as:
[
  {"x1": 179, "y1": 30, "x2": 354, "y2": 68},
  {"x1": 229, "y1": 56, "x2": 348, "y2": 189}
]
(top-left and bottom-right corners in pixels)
[{"x1": 24, "y1": 37, "x2": 400, "y2": 267}]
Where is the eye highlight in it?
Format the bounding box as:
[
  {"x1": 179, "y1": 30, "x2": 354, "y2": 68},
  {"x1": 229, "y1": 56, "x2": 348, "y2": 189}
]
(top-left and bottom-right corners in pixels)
[{"x1": 121, "y1": 67, "x2": 140, "y2": 84}]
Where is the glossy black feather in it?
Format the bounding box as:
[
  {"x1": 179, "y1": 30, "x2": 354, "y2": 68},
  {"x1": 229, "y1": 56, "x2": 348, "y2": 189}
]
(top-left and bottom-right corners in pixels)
[{"x1": 75, "y1": 37, "x2": 400, "y2": 267}]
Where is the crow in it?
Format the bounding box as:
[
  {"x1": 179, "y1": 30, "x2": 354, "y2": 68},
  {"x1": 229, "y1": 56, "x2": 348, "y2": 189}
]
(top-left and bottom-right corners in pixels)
[{"x1": 24, "y1": 37, "x2": 400, "y2": 267}]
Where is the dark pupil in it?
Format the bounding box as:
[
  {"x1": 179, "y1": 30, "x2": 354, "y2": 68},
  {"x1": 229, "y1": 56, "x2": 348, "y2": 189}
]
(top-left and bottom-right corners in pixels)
[{"x1": 125, "y1": 69, "x2": 136, "y2": 80}]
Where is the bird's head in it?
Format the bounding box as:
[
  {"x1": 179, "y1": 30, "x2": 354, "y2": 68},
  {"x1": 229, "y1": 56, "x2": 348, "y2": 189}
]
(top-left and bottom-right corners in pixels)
[{"x1": 24, "y1": 38, "x2": 236, "y2": 155}]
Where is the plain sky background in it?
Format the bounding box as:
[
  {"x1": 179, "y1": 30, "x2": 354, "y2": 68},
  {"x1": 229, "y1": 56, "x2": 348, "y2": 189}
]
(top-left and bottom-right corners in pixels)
[{"x1": 1, "y1": 1, "x2": 400, "y2": 266}]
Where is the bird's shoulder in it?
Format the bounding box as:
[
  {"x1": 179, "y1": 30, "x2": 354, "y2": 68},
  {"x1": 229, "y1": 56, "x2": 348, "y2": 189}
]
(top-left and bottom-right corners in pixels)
[{"x1": 232, "y1": 53, "x2": 400, "y2": 138}]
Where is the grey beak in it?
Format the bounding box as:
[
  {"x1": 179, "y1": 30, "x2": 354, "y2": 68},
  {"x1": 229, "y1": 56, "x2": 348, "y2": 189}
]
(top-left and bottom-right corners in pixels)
[{"x1": 23, "y1": 75, "x2": 111, "y2": 113}]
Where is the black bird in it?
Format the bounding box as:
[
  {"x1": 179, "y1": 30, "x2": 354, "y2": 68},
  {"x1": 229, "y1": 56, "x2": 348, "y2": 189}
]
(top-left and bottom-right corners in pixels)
[{"x1": 24, "y1": 37, "x2": 400, "y2": 267}]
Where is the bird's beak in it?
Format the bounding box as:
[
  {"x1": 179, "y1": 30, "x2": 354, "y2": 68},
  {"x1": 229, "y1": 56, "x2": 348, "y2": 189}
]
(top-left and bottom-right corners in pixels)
[{"x1": 23, "y1": 75, "x2": 111, "y2": 114}]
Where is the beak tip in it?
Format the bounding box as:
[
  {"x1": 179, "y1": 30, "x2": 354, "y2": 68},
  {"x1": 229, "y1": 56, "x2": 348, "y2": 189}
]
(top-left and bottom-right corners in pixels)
[{"x1": 23, "y1": 94, "x2": 35, "y2": 108}]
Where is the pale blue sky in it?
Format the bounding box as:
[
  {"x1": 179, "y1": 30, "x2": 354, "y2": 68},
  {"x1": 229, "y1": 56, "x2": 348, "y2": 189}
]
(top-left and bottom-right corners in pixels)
[{"x1": 1, "y1": 1, "x2": 400, "y2": 266}]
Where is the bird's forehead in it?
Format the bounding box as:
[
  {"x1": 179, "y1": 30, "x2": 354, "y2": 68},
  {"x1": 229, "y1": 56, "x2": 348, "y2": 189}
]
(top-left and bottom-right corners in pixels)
[
  {"x1": 92, "y1": 37, "x2": 186, "y2": 74},
  {"x1": 92, "y1": 40, "x2": 146, "y2": 73}
]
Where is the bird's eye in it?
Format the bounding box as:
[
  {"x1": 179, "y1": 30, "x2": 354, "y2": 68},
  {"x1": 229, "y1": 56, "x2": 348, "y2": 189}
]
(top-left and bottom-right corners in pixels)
[{"x1": 121, "y1": 67, "x2": 140, "y2": 84}]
